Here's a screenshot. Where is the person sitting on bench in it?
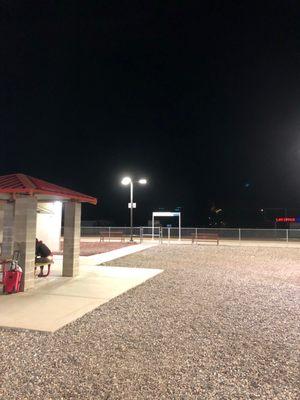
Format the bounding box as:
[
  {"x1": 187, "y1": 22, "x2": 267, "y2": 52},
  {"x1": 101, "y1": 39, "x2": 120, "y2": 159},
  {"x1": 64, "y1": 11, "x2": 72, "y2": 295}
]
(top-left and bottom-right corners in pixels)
[{"x1": 35, "y1": 239, "x2": 53, "y2": 277}]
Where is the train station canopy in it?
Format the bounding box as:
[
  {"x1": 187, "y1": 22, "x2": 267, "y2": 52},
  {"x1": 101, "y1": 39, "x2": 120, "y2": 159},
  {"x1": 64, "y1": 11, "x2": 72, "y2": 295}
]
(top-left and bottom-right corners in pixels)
[{"x1": 0, "y1": 173, "x2": 97, "y2": 205}]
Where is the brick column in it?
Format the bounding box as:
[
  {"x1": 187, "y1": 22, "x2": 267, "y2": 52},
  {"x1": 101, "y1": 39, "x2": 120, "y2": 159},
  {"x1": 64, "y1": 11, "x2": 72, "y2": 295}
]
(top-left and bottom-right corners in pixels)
[
  {"x1": 2, "y1": 201, "x2": 15, "y2": 258},
  {"x1": 63, "y1": 201, "x2": 81, "y2": 277},
  {"x1": 14, "y1": 196, "x2": 37, "y2": 291}
]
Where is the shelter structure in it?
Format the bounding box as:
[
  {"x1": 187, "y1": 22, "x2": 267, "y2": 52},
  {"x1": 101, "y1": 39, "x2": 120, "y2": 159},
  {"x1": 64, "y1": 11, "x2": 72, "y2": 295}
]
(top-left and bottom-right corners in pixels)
[
  {"x1": 0, "y1": 173, "x2": 97, "y2": 291},
  {"x1": 152, "y1": 211, "x2": 181, "y2": 240}
]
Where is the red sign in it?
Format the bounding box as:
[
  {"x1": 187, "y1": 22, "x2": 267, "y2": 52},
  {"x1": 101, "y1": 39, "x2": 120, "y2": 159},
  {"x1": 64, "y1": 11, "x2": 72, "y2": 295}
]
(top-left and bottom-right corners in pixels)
[{"x1": 275, "y1": 217, "x2": 295, "y2": 222}]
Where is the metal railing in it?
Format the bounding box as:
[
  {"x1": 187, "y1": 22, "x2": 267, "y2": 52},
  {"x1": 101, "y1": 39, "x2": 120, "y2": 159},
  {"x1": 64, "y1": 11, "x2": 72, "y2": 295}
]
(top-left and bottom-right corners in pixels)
[{"x1": 72, "y1": 226, "x2": 300, "y2": 245}]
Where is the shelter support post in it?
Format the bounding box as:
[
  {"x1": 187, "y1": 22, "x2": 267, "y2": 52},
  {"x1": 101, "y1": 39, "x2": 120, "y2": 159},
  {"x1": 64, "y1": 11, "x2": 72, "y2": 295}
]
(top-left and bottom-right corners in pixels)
[
  {"x1": 2, "y1": 201, "x2": 15, "y2": 258},
  {"x1": 14, "y1": 196, "x2": 37, "y2": 291},
  {"x1": 179, "y1": 213, "x2": 181, "y2": 241},
  {"x1": 152, "y1": 214, "x2": 154, "y2": 239},
  {"x1": 63, "y1": 201, "x2": 81, "y2": 277},
  {"x1": 0, "y1": 202, "x2": 4, "y2": 244}
]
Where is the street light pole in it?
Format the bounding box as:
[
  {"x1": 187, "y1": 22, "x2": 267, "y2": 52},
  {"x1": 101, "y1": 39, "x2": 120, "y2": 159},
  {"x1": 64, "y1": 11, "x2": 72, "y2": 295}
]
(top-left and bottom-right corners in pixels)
[
  {"x1": 121, "y1": 177, "x2": 147, "y2": 242},
  {"x1": 130, "y1": 180, "x2": 133, "y2": 242}
]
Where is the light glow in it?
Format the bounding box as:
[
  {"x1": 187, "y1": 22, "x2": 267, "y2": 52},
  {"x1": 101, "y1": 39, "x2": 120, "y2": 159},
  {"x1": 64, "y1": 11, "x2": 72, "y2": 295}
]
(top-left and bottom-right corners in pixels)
[
  {"x1": 138, "y1": 178, "x2": 147, "y2": 184},
  {"x1": 121, "y1": 177, "x2": 132, "y2": 185}
]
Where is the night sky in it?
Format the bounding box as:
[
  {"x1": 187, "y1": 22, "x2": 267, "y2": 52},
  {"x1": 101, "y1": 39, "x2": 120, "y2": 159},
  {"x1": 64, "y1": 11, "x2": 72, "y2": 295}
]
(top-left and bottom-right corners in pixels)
[{"x1": 1, "y1": 1, "x2": 300, "y2": 226}]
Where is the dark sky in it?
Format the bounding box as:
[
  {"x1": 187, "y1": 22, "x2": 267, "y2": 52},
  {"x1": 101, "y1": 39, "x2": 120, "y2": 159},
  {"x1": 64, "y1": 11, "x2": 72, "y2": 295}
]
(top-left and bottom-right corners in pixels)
[{"x1": 1, "y1": 1, "x2": 300, "y2": 226}]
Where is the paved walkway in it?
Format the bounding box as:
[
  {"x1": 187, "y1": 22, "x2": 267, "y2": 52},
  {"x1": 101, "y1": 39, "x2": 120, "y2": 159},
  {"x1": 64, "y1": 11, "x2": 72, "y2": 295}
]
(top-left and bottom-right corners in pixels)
[
  {"x1": 81, "y1": 242, "x2": 157, "y2": 265},
  {"x1": 0, "y1": 243, "x2": 161, "y2": 332}
]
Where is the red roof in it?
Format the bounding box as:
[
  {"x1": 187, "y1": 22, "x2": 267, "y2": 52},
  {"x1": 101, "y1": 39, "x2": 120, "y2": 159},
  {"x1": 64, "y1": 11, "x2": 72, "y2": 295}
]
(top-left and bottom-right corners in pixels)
[{"x1": 0, "y1": 174, "x2": 97, "y2": 205}]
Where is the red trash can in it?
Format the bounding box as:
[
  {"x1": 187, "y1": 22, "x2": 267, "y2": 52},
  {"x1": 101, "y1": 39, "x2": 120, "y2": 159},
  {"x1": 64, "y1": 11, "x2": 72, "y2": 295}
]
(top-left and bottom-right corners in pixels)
[{"x1": 3, "y1": 264, "x2": 23, "y2": 294}]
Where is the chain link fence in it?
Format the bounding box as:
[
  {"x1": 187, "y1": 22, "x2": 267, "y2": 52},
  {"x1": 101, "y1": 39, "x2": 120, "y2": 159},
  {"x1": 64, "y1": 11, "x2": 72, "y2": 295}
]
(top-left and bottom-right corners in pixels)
[{"x1": 63, "y1": 226, "x2": 300, "y2": 246}]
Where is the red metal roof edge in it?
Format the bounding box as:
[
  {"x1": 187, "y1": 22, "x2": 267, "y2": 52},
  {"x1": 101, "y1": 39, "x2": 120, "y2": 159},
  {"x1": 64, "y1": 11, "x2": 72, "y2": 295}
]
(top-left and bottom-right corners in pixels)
[
  {"x1": 34, "y1": 190, "x2": 98, "y2": 205},
  {"x1": 16, "y1": 174, "x2": 36, "y2": 190},
  {"x1": 0, "y1": 189, "x2": 97, "y2": 204},
  {"x1": 27, "y1": 175, "x2": 98, "y2": 204},
  {"x1": 0, "y1": 173, "x2": 98, "y2": 205}
]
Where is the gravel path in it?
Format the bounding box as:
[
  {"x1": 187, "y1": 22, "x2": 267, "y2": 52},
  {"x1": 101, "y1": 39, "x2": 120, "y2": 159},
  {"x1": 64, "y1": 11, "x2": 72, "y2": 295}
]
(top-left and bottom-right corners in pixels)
[{"x1": 0, "y1": 245, "x2": 299, "y2": 399}]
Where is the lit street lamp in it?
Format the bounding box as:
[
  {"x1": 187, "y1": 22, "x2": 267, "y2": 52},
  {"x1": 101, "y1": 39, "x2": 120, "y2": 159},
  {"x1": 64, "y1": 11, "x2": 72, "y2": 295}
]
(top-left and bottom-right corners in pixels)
[{"x1": 121, "y1": 176, "x2": 147, "y2": 241}]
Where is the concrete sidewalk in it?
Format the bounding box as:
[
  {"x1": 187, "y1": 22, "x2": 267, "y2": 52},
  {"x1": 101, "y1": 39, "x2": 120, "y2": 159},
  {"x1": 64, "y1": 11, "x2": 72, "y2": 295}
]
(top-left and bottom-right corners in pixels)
[
  {"x1": 46, "y1": 242, "x2": 158, "y2": 275},
  {"x1": 0, "y1": 243, "x2": 161, "y2": 332},
  {"x1": 81, "y1": 242, "x2": 158, "y2": 265}
]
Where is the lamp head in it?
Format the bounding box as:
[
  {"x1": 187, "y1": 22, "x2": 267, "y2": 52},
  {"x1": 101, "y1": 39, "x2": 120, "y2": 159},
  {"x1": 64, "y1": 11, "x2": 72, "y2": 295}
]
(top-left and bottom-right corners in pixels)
[
  {"x1": 121, "y1": 177, "x2": 132, "y2": 185},
  {"x1": 138, "y1": 178, "x2": 147, "y2": 185}
]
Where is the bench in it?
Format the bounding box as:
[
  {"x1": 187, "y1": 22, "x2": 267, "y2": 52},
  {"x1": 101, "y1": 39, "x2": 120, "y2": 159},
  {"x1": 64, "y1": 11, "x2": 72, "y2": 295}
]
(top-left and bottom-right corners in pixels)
[
  {"x1": 12, "y1": 249, "x2": 54, "y2": 278},
  {"x1": 99, "y1": 231, "x2": 125, "y2": 242},
  {"x1": 35, "y1": 255, "x2": 54, "y2": 277},
  {"x1": 191, "y1": 233, "x2": 219, "y2": 245}
]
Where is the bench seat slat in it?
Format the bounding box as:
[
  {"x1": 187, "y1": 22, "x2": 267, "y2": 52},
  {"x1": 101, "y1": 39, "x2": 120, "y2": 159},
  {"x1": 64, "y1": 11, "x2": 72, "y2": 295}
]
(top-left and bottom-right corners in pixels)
[{"x1": 191, "y1": 233, "x2": 219, "y2": 245}]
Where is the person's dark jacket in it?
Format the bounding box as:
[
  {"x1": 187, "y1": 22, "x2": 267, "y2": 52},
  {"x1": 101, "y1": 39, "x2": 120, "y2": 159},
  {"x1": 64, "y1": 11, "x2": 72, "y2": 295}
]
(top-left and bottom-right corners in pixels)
[{"x1": 36, "y1": 241, "x2": 51, "y2": 258}]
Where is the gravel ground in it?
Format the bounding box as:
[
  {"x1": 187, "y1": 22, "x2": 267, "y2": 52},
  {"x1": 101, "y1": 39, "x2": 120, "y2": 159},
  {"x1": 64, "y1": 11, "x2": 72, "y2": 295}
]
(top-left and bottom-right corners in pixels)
[{"x1": 0, "y1": 244, "x2": 299, "y2": 400}]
